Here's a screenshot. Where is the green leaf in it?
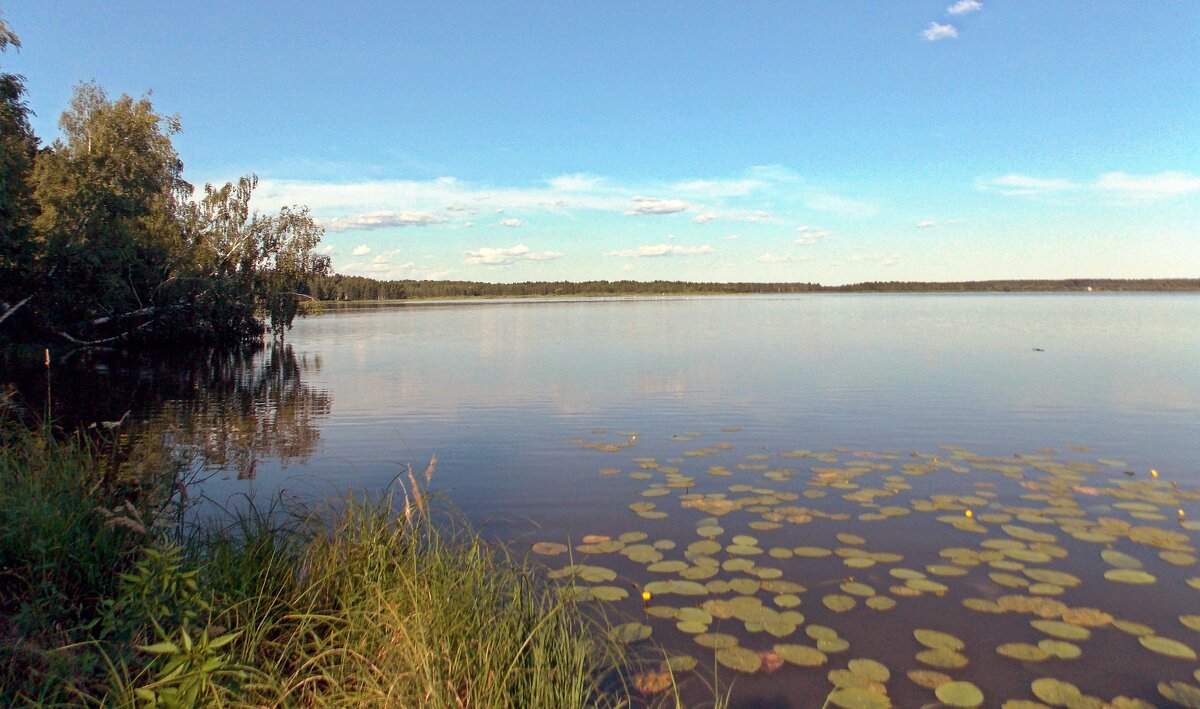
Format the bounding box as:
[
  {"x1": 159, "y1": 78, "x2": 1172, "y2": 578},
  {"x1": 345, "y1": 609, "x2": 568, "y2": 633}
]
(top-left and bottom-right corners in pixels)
[
  {"x1": 207, "y1": 630, "x2": 241, "y2": 650},
  {"x1": 138, "y1": 641, "x2": 180, "y2": 655}
]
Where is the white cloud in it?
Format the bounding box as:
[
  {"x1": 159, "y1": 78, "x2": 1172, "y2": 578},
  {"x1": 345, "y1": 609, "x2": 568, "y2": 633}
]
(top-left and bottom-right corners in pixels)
[
  {"x1": 318, "y1": 244, "x2": 335, "y2": 254},
  {"x1": 916, "y1": 220, "x2": 937, "y2": 229},
  {"x1": 979, "y1": 173, "x2": 1080, "y2": 198},
  {"x1": 323, "y1": 210, "x2": 447, "y2": 232},
  {"x1": 922, "y1": 22, "x2": 958, "y2": 41},
  {"x1": 337, "y1": 249, "x2": 454, "y2": 280},
  {"x1": 806, "y1": 194, "x2": 877, "y2": 217},
  {"x1": 757, "y1": 253, "x2": 792, "y2": 263},
  {"x1": 500, "y1": 218, "x2": 523, "y2": 227},
  {"x1": 606, "y1": 244, "x2": 714, "y2": 258},
  {"x1": 351, "y1": 245, "x2": 372, "y2": 256},
  {"x1": 851, "y1": 253, "x2": 900, "y2": 266},
  {"x1": 254, "y1": 167, "x2": 876, "y2": 240},
  {"x1": 621, "y1": 263, "x2": 634, "y2": 271},
  {"x1": 1094, "y1": 171, "x2": 1200, "y2": 201},
  {"x1": 724, "y1": 234, "x2": 741, "y2": 240},
  {"x1": 625, "y1": 196, "x2": 691, "y2": 216},
  {"x1": 670, "y1": 178, "x2": 765, "y2": 198},
  {"x1": 465, "y1": 244, "x2": 564, "y2": 266},
  {"x1": 795, "y1": 226, "x2": 831, "y2": 244},
  {"x1": 978, "y1": 170, "x2": 1200, "y2": 204},
  {"x1": 946, "y1": 0, "x2": 982, "y2": 15},
  {"x1": 547, "y1": 174, "x2": 604, "y2": 192}
]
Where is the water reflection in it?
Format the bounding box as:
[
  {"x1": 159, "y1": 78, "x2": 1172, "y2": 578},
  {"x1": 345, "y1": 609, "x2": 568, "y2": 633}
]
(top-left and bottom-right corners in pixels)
[
  {"x1": 148, "y1": 344, "x2": 332, "y2": 477},
  {"x1": 3, "y1": 343, "x2": 331, "y2": 478}
]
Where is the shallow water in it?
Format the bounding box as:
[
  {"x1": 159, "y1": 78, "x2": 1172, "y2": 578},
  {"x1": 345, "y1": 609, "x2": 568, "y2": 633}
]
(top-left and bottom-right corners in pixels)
[{"x1": 19, "y1": 293, "x2": 1200, "y2": 706}]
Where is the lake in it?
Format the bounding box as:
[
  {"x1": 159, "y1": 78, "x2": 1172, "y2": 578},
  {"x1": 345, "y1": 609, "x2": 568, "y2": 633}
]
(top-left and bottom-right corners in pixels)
[{"x1": 24, "y1": 294, "x2": 1200, "y2": 707}]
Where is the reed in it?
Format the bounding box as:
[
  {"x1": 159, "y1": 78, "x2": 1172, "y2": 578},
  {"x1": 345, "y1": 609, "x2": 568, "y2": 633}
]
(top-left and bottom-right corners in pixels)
[{"x1": 0, "y1": 417, "x2": 701, "y2": 707}]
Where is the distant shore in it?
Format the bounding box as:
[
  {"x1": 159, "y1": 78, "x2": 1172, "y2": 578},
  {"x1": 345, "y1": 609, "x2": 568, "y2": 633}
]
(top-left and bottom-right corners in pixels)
[{"x1": 302, "y1": 277, "x2": 1200, "y2": 304}]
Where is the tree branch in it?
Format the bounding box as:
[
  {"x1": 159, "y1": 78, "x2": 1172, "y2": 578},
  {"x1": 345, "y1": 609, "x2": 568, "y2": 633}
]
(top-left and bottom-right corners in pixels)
[
  {"x1": 56, "y1": 315, "x2": 166, "y2": 348},
  {"x1": 0, "y1": 296, "x2": 32, "y2": 327}
]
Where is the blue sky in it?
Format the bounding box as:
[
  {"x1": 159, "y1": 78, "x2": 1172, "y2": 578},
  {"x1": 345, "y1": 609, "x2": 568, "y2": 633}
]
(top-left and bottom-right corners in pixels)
[{"x1": 4, "y1": 2, "x2": 1197, "y2": 284}]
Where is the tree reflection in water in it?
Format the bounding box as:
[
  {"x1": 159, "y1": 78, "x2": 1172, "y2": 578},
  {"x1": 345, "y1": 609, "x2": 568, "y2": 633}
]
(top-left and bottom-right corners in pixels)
[
  {"x1": 149, "y1": 343, "x2": 332, "y2": 478},
  {"x1": 4, "y1": 342, "x2": 331, "y2": 480}
]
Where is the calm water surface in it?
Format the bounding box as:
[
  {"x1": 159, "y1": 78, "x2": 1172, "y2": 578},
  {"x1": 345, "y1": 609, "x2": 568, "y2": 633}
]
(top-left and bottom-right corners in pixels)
[
  {"x1": 214, "y1": 294, "x2": 1199, "y2": 508},
  {"x1": 29, "y1": 294, "x2": 1200, "y2": 707}
]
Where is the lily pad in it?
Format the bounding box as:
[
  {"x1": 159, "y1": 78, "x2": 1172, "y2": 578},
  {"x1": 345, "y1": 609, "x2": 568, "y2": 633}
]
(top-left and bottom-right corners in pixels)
[
  {"x1": 907, "y1": 669, "x2": 952, "y2": 689},
  {"x1": 914, "y1": 629, "x2": 965, "y2": 651},
  {"x1": 1139, "y1": 635, "x2": 1197, "y2": 660},
  {"x1": 915, "y1": 649, "x2": 968, "y2": 669},
  {"x1": 1112, "y1": 619, "x2": 1155, "y2": 637},
  {"x1": 774, "y1": 643, "x2": 828, "y2": 667},
  {"x1": 827, "y1": 688, "x2": 892, "y2": 709},
  {"x1": 1037, "y1": 639, "x2": 1081, "y2": 660},
  {"x1": 1101, "y1": 549, "x2": 1144, "y2": 569},
  {"x1": 573, "y1": 565, "x2": 617, "y2": 583},
  {"x1": 927, "y1": 564, "x2": 970, "y2": 577},
  {"x1": 848, "y1": 658, "x2": 890, "y2": 682},
  {"x1": 774, "y1": 593, "x2": 802, "y2": 608},
  {"x1": 1104, "y1": 569, "x2": 1157, "y2": 585},
  {"x1": 622, "y1": 544, "x2": 664, "y2": 564},
  {"x1": 1031, "y1": 677, "x2": 1082, "y2": 705},
  {"x1": 676, "y1": 620, "x2": 709, "y2": 634},
  {"x1": 716, "y1": 646, "x2": 762, "y2": 673},
  {"x1": 1024, "y1": 569, "x2": 1081, "y2": 587},
  {"x1": 824, "y1": 594, "x2": 857, "y2": 612},
  {"x1": 660, "y1": 654, "x2": 698, "y2": 673},
  {"x1": 589, "y1": 586, "x2": 629, "y2": 601},
  {"x1": 997, "y1": 643, "x2": 1050, "y2": 661},
  {"x1": 865, "y1": 596, "x2": 896, "y2": 611},
  {"x1": 906, "y1": 578, "x2": 949, "y2": 593},
  {"x1": 1158, "y1": 681, "x2": 1200, "y2": 709},
  {"x1": 643, "y1": 579, "x2": 709, "y2": 596},
  {"x1": 936, "y1": 680, "x2": 985, "y2": 708},
  {"x1": 609, "y1": 622, "x2": 652, "y2": 644},
  {"x1": 694, "y1": 632, "x2": 738, "y2": 649},
  {"x1": 647, "y1": 560, "x2": 689, "y2": 573},
  {"x1": 841, "y1": 582, "x2": 876, "y2": 597},
  {"x1": 1061, "y1": 607, "x2": 1113, "y2": 627}
]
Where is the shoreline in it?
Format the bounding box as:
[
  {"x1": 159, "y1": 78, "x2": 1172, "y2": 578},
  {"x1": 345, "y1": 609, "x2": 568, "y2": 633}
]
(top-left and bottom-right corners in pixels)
[{"x1": 316, "y1": 287, "x2": 1200, "y2": 308}]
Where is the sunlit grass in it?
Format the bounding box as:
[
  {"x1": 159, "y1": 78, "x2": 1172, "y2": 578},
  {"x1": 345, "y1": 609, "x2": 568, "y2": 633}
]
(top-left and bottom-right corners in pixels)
[{"x1": 0, "y1": 419, "x2": 703, "y2": 707}]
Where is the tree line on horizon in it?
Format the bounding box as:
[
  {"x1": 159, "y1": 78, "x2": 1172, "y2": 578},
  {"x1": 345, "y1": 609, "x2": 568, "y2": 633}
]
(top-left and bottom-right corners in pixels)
[
  {"x1": 0, "y1": 20, "x2": 329, "y2": 349},
  {"x1": 302, "y1": 274, "x2": 1200, "y2": 301}
]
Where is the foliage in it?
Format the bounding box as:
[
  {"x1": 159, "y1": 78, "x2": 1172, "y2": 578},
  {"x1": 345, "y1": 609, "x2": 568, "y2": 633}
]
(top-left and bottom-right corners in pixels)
[
  {"x1": 0, "y1": 411, "x2": 183, "y2": 704},
  {"x1": 300, "y1": 275, "x2": 1200, "y2": 302},
  {"x1": 0, "y1": 16, "x2": 38, "y2": 306},
  {"x1": 0, "y1": 415, "x2": 664, "y2": 707},
  {"x1": 0, "y1": 19, "x2": 328, "y2": 348}
]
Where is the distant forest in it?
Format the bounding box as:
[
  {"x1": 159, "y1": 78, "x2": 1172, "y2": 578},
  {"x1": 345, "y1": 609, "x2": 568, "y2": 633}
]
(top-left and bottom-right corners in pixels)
[{"x1": 302, "y1": 275, "x2": 1200, "y2": 301}]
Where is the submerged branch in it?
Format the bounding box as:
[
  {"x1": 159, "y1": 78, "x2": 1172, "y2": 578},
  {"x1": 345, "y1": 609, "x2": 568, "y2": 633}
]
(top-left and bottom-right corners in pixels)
[{"x1": 0, "y1": 296, "x2": 32, "y2": 327}]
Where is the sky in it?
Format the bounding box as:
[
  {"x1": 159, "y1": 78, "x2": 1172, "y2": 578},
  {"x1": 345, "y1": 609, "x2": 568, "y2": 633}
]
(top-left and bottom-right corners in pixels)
[{"x1": 3, "y1": 2, "x2": 1197, "y2": 284}]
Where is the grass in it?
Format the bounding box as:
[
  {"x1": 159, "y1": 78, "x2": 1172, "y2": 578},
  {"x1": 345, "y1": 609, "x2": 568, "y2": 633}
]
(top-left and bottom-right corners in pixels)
[{"x1": 0, "y1": 407, "x2": 708, "y2": 707}]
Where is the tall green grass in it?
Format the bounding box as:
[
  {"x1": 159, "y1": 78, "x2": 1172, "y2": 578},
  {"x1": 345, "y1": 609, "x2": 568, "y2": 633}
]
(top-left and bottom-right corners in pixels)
[{"x1": 0, "y1": 416, "x2": 696, "y2": 707}]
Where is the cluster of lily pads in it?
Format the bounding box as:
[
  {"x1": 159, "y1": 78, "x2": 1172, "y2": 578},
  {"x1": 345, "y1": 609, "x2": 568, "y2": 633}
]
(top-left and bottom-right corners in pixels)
[{"x1": 538, "y1": 430, "x2": 1200, "y2": 707}]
